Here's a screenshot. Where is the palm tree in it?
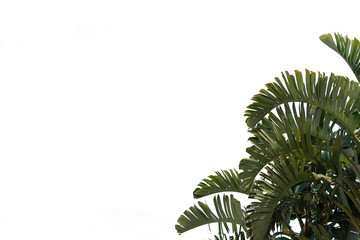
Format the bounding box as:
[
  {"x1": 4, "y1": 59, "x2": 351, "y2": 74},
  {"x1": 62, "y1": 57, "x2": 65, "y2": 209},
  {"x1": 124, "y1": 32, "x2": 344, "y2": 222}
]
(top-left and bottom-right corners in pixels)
[{"x1": 175, "y1": 33, "x2": 360, "y2": 240}]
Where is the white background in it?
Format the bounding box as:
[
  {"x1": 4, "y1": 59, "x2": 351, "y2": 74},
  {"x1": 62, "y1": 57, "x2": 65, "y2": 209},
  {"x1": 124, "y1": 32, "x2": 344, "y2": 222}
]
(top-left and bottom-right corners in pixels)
[{"x1": 0, "y1": 1, "x2": 359, "y2": 239}]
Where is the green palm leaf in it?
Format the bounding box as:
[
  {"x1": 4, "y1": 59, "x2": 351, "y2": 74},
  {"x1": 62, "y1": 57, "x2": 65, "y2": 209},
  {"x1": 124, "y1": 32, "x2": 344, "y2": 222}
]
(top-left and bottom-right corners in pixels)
[
  {"x1": 193, "y1": 169, "x2": 244, "y2": 198},
  {"x1": 175, "y1": 194, "x2": 246, "y2": 236},
  {"x1": 320, "y1": 33, "x2": 360, "y2": 82},
  {"x1": 244, "y1": 70, "x2": 360, "y2": 147},
  {"x1": 247, "y1": 158, "x2": 314, "y2": 240},
  {"x1": 239, "y1": 105, "x2": 334, "y2": 193}
]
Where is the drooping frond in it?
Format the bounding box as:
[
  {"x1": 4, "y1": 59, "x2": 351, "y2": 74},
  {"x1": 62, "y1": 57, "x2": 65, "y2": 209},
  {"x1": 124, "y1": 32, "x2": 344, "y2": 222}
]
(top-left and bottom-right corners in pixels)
[
  {"x1": 320, "y1": 33, "x2": 360, "y2": 82},
  {"x1": 247, "y1": 158, "x2": 314, "y2": 240},
  {"x1": 193, "y1": 169, "x2": 243, "y2": 199},
  {"x1": 244, "y1": 70, "x2": 360, "y2": 147},
  {"x1": 175, "y1": 194, "x2": 246, "y2": 236}
]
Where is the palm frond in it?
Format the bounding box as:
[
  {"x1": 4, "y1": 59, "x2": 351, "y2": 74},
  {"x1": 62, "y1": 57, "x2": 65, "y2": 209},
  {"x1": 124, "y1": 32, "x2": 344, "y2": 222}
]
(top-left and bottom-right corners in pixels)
[
  {"x1": 175, "y1": 194, "x2": 246, "y2": 236},
  {"x1": 239, "y1": 106, "x2": 330, "y2": 193},
  {"x1": 193, "y1": 169, "x2": 243, "y2": 199},
  {"x1": 245, "y1": 70, "x2": 360, "y2": 147},
  {"x1": 247, "y1": 158, "x2": 314, "y2": 240},
  {"x1": 320, "y1": 33, "x2": 360, "y2": 82}
]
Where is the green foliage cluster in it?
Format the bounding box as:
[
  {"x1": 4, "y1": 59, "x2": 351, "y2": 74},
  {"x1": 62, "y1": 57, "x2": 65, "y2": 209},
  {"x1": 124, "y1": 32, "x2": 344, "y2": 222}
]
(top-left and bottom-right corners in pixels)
[{"x1": 175, "y1": 33, "x2": 360, "y2": 239}]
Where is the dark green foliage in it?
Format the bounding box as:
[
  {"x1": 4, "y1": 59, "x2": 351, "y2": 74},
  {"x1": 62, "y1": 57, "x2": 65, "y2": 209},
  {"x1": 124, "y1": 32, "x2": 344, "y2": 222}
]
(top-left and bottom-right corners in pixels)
[{"x1": 176, "y1": 33, "x2": 360, "y2": 239}]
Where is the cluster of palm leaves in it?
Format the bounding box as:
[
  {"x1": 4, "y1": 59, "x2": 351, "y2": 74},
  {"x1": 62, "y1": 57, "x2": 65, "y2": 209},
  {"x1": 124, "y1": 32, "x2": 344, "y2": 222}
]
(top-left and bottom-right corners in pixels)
[{"x1": 175, "y1": 33, "x2": 360, "y2": 239}]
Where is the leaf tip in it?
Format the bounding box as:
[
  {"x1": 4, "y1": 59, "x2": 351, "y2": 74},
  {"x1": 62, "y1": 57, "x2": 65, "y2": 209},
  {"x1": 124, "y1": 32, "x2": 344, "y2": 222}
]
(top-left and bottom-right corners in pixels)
[{"x1": 319, "y1": 33, "x2": 339, "y2": 53}]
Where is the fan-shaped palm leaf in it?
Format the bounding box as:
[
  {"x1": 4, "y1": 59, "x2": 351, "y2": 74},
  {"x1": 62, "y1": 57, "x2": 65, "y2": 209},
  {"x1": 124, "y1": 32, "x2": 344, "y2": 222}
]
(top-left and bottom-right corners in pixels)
[
  {"x1": 193, "y1": 169, "x2": 244, "y2": 198},
  {"x1": 247, "y1": 158, "x2": 314, "y2": 240},
  {"x1": 175, "y1": 194, "x2": 246, "y2": 236},
  {"x1": 239, "y1": 107, "x2": 333, "y2": 193},
  {"x1": 244, "y1": 70, "x2": 360, "y2": 147}
]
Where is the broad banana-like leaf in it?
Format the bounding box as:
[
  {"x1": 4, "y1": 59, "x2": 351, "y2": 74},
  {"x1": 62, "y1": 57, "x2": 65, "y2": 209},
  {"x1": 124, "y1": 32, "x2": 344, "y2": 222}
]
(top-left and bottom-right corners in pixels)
[
  {"x1": 175, "y1": 194, "x2": 246, "y2": 236},
  {"x1": 193, "y1": 169, "x2": 243, "y2": 198},
  {"x1": 320, "y1": 33, "x2": 360, "y2": 82}
]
